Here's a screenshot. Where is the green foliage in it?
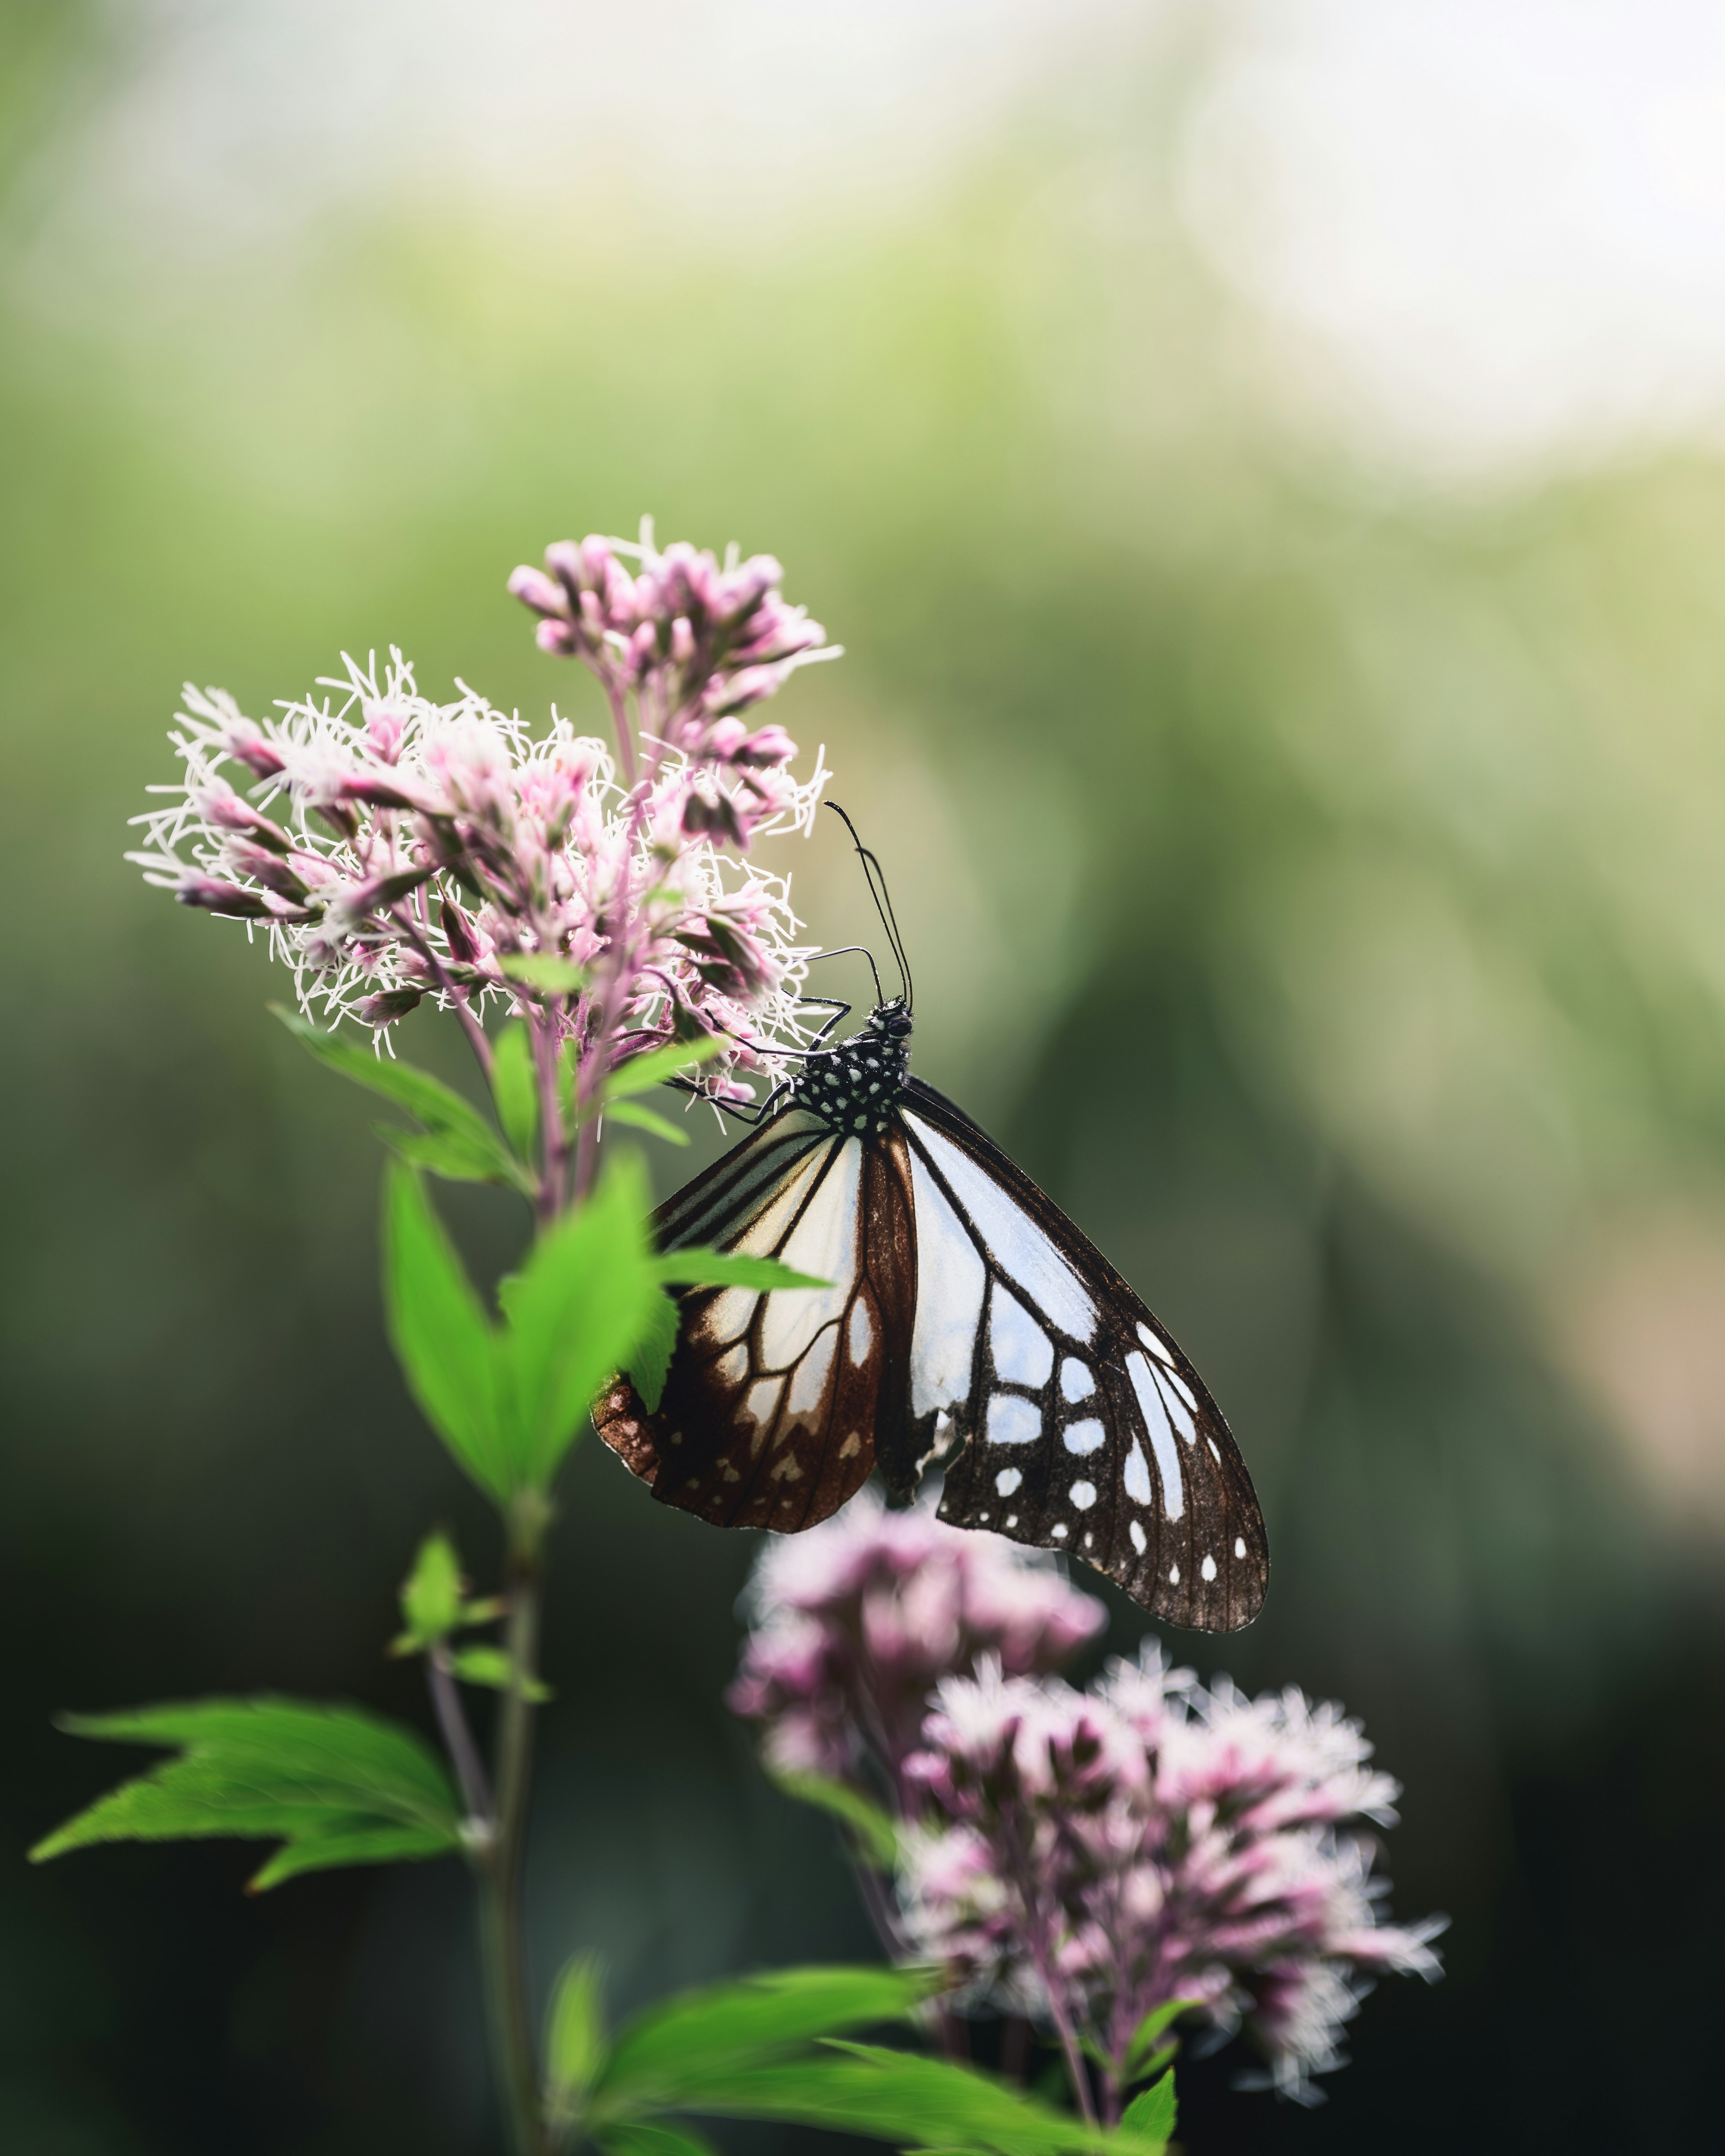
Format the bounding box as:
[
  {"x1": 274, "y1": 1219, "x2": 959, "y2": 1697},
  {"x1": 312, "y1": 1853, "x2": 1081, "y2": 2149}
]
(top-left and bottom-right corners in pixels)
[
  {"x1": 597, "y1": 2127, "x2": 719, "y2": 2156},
  {"x1": 595, "y1": 1038, "x2": 725, "y2": 1106},
  {"x1": 597, "y1": 1967, "x2": 940, "y2": 2112},
  {"x1": 383, "y1": 1161, "x2": 515, "y2": 1500},
  {"x1": 628, "y1": 1291, "x2": 681, "y2": 1414},
  {"x1": 448, "y1": 1646, "x2": 550, "y2": 1701},
  {"x1": 652, "y1": 1248, "x2": 830, "y2": 1290},
  {"x1": 604, "y1": 1100, "x2": 691, "y2": 1145},
  {"x1": 496, "y1": 1149, "x2": 661, "y2": 1485},
  {"x1": 1118, "y1": 2000, "x2": 1190, "y2": 2092},
  {"x1": 382, "y1": 1152, "x2": 665, "y2": 1502},
  {"x1": 492, "y1": 1021, "x2": 541, "y2": 1162},
  {"x1": 501, "y1": 954, "x2": 589, "y2": 997},
  {"x1": 545, "y1": 1953, "x2": 607, "y2": 2131},
  {"x1": 274, "y1": 1006, "x2": 531, "y2": 1193},
  {"x1": 29, "y1": 1697, "x2": 463, "y2": 1893},
  {"x1": 770, "y1": 1767, "x2": 900, "y2": 1870},
  {"x1": 655, "y1": 2041, "x2": 1154, "y2": 2156},
  {"x1": 399, "y1": 1530, "x2": 464, "y2": 1645},
  {"x1": 1119, "y1": 2073, "x2": 1176, "y2": 2151},
  {"x1": 390, "y1": 1531, "x2": 504, "y2": 1657}
]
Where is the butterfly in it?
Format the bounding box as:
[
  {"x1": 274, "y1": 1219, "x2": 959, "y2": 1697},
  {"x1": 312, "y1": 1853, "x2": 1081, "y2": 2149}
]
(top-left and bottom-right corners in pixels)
[{"x1": 595, "y1": 818, "x2": 1269, "y2": 1632}]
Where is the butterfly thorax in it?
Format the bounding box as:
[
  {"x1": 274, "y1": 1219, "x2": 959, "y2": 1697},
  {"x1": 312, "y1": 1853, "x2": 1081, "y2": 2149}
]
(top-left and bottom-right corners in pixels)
[{"x1": 786, "y1": 999, "x2": 912, "y2": 1135}]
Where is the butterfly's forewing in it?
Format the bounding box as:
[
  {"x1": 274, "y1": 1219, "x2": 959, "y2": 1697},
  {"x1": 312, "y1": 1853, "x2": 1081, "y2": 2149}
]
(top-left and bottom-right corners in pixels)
[
  {"x1": 594, "y1": 1109, "x2": 918, "y2": 1531},
  {"x1": 898, "y1": 1079, "x2": 1268, "y2": 1631}
]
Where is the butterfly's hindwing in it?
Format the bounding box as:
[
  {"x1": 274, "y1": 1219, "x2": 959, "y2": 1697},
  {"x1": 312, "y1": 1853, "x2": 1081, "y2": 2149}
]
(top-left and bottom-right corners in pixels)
[
  {"x1": 594, "y1": 1112, "x2": 917, "y2": 1533},
  {"x1": 899, "y1": 1081, "x2": 1268, "y2": 1631}
]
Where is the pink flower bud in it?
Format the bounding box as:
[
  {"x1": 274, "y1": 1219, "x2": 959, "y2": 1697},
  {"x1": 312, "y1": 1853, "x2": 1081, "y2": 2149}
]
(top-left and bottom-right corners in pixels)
[
  {"x1": 508, "y1": 566, "x2": 568, "y2": 619},
  {"x1": 734, "y1": 725, "x2": 795, "y2": 768},
  {"x1": 536, "y1": 619, "x2": 579, "y2": 656},
  {"x1": 670, "y1": 615, "x2": 696, "y2": 665},
  {"x1": 174, "y1": 875, "x2": 277, "y2": 918},
  {"x1": 357, "y1": 985, "x2": 425, "y2": 1025}
]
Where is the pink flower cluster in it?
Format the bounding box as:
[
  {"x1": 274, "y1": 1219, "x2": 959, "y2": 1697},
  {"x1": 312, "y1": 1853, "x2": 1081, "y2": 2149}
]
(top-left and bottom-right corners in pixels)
[
  {"x1": 901, "y1": 1650, "x2": 1445, "y2": 2107},
  {"x1": 729, "y1": 1493, "x2": 1442, "y2": 2110},
  {"x1": 130, "y1": 529, "x2": 836, "y2": 1132},
  {"x1": 509, "y1": 527, "x2": 837, "y2": 831},
  {"x1": 728, "y1": 1490, "x2": 1106, "y2": 1808}
]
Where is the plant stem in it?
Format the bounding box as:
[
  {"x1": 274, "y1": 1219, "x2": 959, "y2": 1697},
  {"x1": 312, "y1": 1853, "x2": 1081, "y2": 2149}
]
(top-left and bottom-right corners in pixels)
[{"x1": 480, "y1": 1525, "x2": 548, "y2": 2156}]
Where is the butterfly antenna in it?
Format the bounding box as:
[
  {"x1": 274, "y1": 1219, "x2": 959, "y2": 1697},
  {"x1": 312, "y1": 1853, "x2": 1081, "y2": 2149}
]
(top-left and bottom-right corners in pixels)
[{"x1": 825, "y1": 802, "x2": 914, "y2": 1012}]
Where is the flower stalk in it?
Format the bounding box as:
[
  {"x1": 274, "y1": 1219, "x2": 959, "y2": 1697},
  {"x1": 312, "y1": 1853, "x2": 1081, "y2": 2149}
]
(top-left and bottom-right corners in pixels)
[{"x1": 133, "y1": 520, "x2": 838, "y2": 2152}]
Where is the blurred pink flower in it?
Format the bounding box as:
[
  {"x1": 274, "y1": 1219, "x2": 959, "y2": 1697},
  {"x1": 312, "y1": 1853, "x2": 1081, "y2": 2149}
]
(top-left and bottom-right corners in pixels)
[
  {"x1": 728, "y1": 1488, "x2": 1106, "y2": 1807},
  {"x1": 899, "y1": 1647, "x2": 1445, "y2": 2109}
]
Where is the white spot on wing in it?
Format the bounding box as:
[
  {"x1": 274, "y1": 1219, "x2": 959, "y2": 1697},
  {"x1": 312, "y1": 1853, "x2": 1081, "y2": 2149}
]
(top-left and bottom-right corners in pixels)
[
  {"x1": 1062, "y1": 1418, "x2": 1105, "y2": 1456},
  {"x1": 995, "y1": 1467, "x2": 1022, "y2": 1497},
  {"x1": 1169, "y1": 1564, "x2": 1180, "y2": 1583},
  {"x1": 1201, "y1": 1553, "x2": 1217, "y2": 1582},
  {"x1": 717, "y1": 1343, "x2": 748, "y2": 1384},
  {"x1": 908, "y1": 1117, "x2": 1097, "y2": 1342},
  {"x1": 1234, "y1": 1537, "x2": 1247, "y2": 1559},
  {"x1": 1162, "y1": 1362, "x2": 1198, "y2": 1413},
  {"x1": 908, "y1": 1144, "x2": 987, "y2": 1417},
  {"x1": 1051, "y1": 1522, "x2": 1068, "y2": 1538},
  {"x1": 1154, "y1": 1365, "x2": 1197, "y2": 1446},
  {"x1": 1124, "y1": 1440, "x2": 1152, "y2": 1505},
  {"x1": 1130, "y1": 1519, "x2": 1147, "y2": 1555},
  {"x1": 1127, "y1": 1352, "x2": 1185, "y2": 1519},
  {"x1": 848, "y1": 1299, "x2": 873, "y2": 1365},
  {"x1": 786, "y1": 1326, "x2": 836, "y2": 1416},
  {"x1": 987, "y1": 1394, "x2": 1042, "y2": 1447},
  {"x1": 1070, "y1": 1480, "x2": 1097, "y2": 1510},
  {"x1": 1059, "y1": 1357, "x2": 1094, "y2": 1402},
  {"x1": 1137, "y1": 1321, "x2": 1175, "y2": 1366},
  {"x1": 990, "y1": 1285, "x2": 1054, "y2": 1388}
]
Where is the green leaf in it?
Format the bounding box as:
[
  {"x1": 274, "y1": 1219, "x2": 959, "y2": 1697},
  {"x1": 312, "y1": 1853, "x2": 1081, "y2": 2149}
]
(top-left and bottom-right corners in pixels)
[
  {"x1": 492, "y1": 1021, "x2": 541, "y2": 1162},
  {"x1": 597, "y1": 1967, "x2": 938, "y2": 2114},
  {"x1": 399, "y1": 1531, "x2": 464, "y2": 1647},
  {"x1": 376, "y1": 1123, "x2": 523, "y2": 1186},
  {"x1": 1120, "y1": 2000, "x2": 1192, "y2": 2086},
  {"x1": 1119, "y1": 2073, "x2": 1176, "y2": 2151},
  {"x1": 603, "y1": 1100, "x2": 690, "y2": 1146},
  {"x1": 652, "y1": 1248, "x2": 830, "y2": 1290},
  {"x1": 769, "y1": 1770, "x2": 900, "y2": 1871},
  {"x1": 382, "y1": 1162, "x2": 510, "y2": 1502},
  {"x1": 273, "y1": 1005, "x2": 528, "y2": 1193},
  {"x1": 30, "y1": 1697, "x2": 463, "y2": 1893},
  {"x1": 546, "y1": 1952, "x2": 608, "y2": 2126},
  {"x1": 595, "y1": 1037, "x2": 725, "y2": 1105},
  {"x1": 448, "y1": 1647, "x2": 551, "y2": 1702},
  {"x1": 598, "y1": 2129, "x2": 719, "y2": 2156},
  {"x1": 496, "y1": 1148, "x2": 663, "y2": 1485},
  {"x1": 501, "y1": 953, "x2": 589, "y2": 997},
  {"x1": 646, "y1": 2042, "x2": 1124, "y2": 2156},
  {"x1": 628, "y1": 1291, "x2": 680, "y2": 1414}
]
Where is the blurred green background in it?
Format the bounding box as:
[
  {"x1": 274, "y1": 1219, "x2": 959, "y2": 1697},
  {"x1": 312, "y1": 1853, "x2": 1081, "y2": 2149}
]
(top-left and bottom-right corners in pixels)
[{"x1": 5, "y1": 3, "x2": 1725, "y2": 2150}]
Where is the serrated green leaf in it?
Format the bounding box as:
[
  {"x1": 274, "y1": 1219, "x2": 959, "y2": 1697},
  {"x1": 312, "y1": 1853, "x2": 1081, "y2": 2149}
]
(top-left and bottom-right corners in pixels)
[
  {"x1": 1119, "y1": 2072, "x2": 1176, "y2": 2151},
  {"x1": 274, "y1": 1005, "x2": 528, "y2": 1192},
  {"x1": 597, "y1": 1967, "x2": 938, "y2": 2114},
  {"x1": 382, "y1": 1163, "x2": 511, "y2": 1501},
  {"x1": 628, "y1": 1291, "x2": 680, "y2": 1414},
  {"x1": 498, "y1": 1149, "x2": 663, "y2": 1485},
  {"x1": 492, "y1": 1021, "x2": 540, "y2": 1162},
  {"x1": 643, "y1": 2042, "x2": 1128, "y2": 2156},
  {"x1": 448, "y1": 1647, "x2": 551, "y2": 1702},
  {"x1": 30, "y1": 1697, "x2": 463, "y2": 1893},
  {"x1": 546, "y1": 1952, "x2": 608, "y2": 2125},
  {"x1": 595, "y1": 1037, "x2": 725, "y2": 1106},
  {"x1": 501, "y1": 953, "x2": 589, "y2": 996},
  {"x1": 603, "y1": 1100, "x2": 690, "y2": 1146},
  {"x1": 769, "y1": 1769, "x2": 899, "y2": 1871},
  {"x1": 400, "y1": 1531, "x2": 464, "y2": 1647},
  {"x1": 652, "y1": 1249, "x2": 830, "y2": 1290}
]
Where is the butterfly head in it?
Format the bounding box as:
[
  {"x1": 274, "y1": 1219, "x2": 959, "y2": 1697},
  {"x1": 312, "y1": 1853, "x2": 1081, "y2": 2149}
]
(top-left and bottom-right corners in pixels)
[{"x1": 867, "y1": 996, "x2": 913, "y2": 1042}]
